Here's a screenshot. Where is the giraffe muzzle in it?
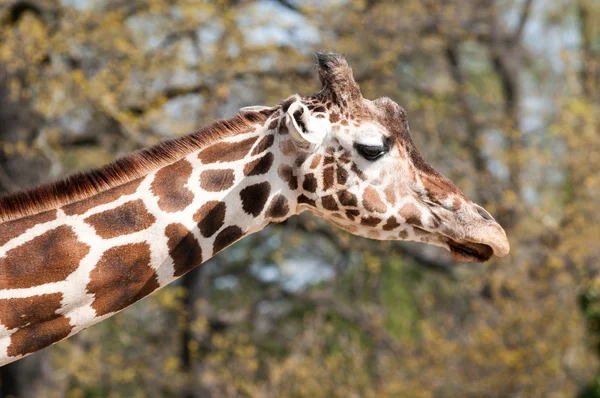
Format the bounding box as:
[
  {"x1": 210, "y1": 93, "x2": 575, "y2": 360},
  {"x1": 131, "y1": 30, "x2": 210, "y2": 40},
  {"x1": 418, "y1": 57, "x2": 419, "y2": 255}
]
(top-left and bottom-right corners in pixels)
[
  {"x1": 432, "y1": 203, "x2": 511, "y2": 262},
  {"x1": 447, "y1": 240, "x2": 495, "y2": 262},
  {"x1": 451, "y1": 209, "x2": 511, "y2": 261}
]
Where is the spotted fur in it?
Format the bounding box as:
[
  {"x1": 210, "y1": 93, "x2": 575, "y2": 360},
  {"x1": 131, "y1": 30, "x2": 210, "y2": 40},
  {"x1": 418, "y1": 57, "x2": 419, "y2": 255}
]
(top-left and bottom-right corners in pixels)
[{"x1": 0, "y1": 53, "x2": 509, "y2": 366}]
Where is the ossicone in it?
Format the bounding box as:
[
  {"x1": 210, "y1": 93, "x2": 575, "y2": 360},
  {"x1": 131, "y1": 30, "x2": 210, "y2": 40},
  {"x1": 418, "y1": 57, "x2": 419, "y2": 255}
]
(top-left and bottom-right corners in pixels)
[{"x1": 314, "y1": 52, "x2": 362, "y2": 106}]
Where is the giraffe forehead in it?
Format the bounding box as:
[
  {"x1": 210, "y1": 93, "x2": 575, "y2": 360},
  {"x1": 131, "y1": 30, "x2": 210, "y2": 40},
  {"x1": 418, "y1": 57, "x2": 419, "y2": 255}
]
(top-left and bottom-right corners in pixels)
[{"x1": 335, "y1": 122, "x2": 387, "y2": 142}]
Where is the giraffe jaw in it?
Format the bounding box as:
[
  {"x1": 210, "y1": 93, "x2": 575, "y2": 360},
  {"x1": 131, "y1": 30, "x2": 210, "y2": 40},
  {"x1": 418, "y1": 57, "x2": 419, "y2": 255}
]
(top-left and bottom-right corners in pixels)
[
  {"x1": 446, "y1": 239, "x2": 494, "y2": 263},
  {"x1": 411, "y1": 227, "x2": 497, "y2": 262}
]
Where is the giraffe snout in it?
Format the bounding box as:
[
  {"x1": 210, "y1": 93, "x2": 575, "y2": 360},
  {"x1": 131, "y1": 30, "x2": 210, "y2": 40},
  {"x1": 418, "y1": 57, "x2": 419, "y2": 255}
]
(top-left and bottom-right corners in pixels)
[
  {"x1": 474, "y1": 205, "x2": 496, "y2": 222},
  {"x1": 465, "y1": 204, "x2": 510, "y2": 258}
]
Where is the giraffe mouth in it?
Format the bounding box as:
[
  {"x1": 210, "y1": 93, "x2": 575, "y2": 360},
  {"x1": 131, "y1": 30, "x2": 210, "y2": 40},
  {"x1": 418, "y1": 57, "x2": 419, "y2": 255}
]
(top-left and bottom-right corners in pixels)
[{"x1": 447, "y1": 240, "x2": 494, "y2": 262}]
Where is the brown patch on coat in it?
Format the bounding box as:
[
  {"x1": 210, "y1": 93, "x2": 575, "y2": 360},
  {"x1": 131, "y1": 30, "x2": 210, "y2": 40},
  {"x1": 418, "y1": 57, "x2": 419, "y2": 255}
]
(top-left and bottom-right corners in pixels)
[
  {"x1": 310, "y1": 154, "x2": 322, "y2": 169},
  {"x1": 323, "y1": 167, "x2": 335, "y2": 191},
  {"x1": 244, "y1": 153, "x2": 274, "y2": 176},
  {"x1": 303, "y1": 173, "x2": 318, "y2": 193},
  {"x1": 266, "y1": 195, "x2": 290, "y2": 219},
  {"x1": 0, "y1": 293, "x2": 72, "y2": 357},
  {"x1": 200, "y1": 169, "x2": 235, "y2": 192},
  {"x1": 193, "y1": 201, "x2": 226, "y2": 238},
  {"x1": 383, "y1": 216, "x2": 401, "y2": 231},
  {"x1": 297, "y1": 194, "x2": 317, "y2": 207},
  {"x1": 336, "y1": 166, "x2": 348, "y2": 185},
  {"x1": 321, "y1": 195, "x2": 339, "y2": 211},
  {"x1": 422, "y1": 175, "x2": 455, "y2": 203},
  {"x1": 363, "y1": 187, "x2": 387, "y2": 213},
  {"x1": 213, "y1": 226, "x2": 244, "y2": 255},
  {"x1": 151, "y1": 159, "x2": 194, "y2": 212},
  {"x1": 421, "y1": 178, "x2": 448, "y2": 202},
  {"x1": 240, "y1": 182, "x2": 271, "y2": 217},
  {"x1": 351, "y1": 163, "x2": 367, "y2": 181},
  {"x1": 399, "y1": 204, "x2": 423, "y2": 226},
  {"x1": 337, "y1": 190, "x2": 358, "y2": 207},
  {"x1": 361, "y1": 216, "x2": 382, "y2": 227},
  {"x1": 345, "y1": 209, "x2": 360, "y2": 220},
  {"x1": 85, "y1": 200, "x2": 156, "y2": 239},
  {"x1": 278, "y1": 164, "x2": 298, "y2": 190},
  {"x1": 9, "y1": 318, "x2": 72, "y2": 358},
  {"x1": 339, "y1": 153, "x2": 352, "y2": 164},
  {"x1": 324, "y1": 156, "x2": 335, "y2": 166},
  {"x1": 198, "y1": 136, "x2": 258, "y2": 164},
  {"x1": 0, "y1": 226, "x2": 90, "y2": 290},
  {"x1": 63, "y1": 178, "x2": 142, "y2": 216},
  {"x1": 0, "y1": 209, "x2": 57, "y2": 247},
  {"x1": 453, "y1": 197, "x2": 462, "y2": 210},
  {"x1": 251, "y1": 134, "x2": 275, "y2": 156},
  {"x1": 87, "y1": 243, "x2": 159, "y2": 316},
  {"x1": 166, "y1": 223, "x2": 203, "y2": 277},
  {"x1": 384, "y1": 185, "x2": 397, "y2": 206},
  {"x1": 268, "y1": 119, "x2": 279, "y2": 130}
]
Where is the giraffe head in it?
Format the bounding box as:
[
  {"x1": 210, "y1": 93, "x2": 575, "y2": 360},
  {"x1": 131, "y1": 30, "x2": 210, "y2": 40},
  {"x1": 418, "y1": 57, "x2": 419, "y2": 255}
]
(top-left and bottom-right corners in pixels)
[{"x1": 269, "y1": 53, "x2": 509, "y2": 262}]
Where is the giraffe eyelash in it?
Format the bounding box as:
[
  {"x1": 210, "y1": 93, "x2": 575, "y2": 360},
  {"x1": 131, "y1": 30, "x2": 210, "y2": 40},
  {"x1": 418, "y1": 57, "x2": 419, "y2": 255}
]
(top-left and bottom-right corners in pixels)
[{"x1": 354, "y1": 143, "x2": 388, "y2": 161}]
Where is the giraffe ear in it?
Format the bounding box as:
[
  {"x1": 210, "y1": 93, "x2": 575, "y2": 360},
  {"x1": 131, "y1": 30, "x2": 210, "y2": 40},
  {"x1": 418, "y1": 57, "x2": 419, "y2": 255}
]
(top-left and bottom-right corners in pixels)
[
  {"x1": 315, "y1": 52, "x2": 362, "y2": 106},
  {"x1": 285, "y1": 99, "x2": 329, "y2": 152},
  {"x1": 239, "y1": 105, "x2": 271, "y2": 115}
]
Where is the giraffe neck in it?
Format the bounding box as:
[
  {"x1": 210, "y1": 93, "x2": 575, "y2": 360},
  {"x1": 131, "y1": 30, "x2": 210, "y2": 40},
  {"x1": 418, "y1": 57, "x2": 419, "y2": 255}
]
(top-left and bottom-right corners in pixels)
[{"x1": 0, "y1": 110, "x2": 295, "y2": 365}]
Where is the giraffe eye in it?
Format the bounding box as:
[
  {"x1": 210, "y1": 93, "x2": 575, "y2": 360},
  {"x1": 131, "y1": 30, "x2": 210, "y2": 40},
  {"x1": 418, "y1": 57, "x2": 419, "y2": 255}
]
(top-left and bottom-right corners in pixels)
[{"x1": 355, "y1": 144, "x2": 388, "y2": 161}]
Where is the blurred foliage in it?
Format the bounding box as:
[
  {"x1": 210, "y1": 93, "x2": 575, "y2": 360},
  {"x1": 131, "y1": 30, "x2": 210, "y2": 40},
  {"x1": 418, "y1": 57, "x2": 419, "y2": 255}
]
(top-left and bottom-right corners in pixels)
[
  {"x1": 0, "y1": 0, "x2": 599, "y2": 397},
  {"x1": 580, "y1": 287, "x2": 600, "y2": 398}
]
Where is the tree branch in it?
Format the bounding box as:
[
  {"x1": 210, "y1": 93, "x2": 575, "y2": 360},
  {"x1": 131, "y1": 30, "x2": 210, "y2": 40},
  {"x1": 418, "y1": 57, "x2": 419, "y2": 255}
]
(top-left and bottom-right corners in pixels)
[
  {"x1": 577, "y1": 0, "x2": 596, "y2": 98},
  {"x1": 274, "y1": 0, "x2": 302, "y2": 13},
  {"x1": 513, "y1": 0, "x2": 533, "y2": 43},
  {"x1": 444, "y1": 42, "x2": 493, "y2": 206}
]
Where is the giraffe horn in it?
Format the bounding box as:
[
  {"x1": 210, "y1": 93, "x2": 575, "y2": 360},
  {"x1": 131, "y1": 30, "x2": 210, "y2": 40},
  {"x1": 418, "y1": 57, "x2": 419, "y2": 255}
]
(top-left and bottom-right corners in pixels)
[{"x1": 315, "y1": 52, "x2": 362, "y2": 106}]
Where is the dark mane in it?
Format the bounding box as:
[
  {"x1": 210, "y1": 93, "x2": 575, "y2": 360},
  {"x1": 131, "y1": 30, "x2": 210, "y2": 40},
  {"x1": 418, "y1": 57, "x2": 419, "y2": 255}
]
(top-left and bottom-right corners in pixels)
[{"x1": 0, "y1": 111, "x2": 271, "y2": 222}]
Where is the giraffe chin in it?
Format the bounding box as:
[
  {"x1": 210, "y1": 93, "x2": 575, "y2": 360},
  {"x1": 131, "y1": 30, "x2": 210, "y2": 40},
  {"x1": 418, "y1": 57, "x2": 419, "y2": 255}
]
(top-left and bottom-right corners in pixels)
[{"x1": 447, "y1": 240, "x2": 494, "y2": 263}]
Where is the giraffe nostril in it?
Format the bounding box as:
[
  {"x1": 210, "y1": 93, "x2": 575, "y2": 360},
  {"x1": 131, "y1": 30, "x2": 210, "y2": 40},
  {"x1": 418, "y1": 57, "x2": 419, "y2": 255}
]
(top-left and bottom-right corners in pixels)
[{"x1": 475, "y1": 205, "x2": 495, "y2": 222}]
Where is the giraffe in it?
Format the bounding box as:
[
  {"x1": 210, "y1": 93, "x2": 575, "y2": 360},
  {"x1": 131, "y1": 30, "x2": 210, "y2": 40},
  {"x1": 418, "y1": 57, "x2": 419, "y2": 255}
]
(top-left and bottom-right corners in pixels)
[{"x1": 0, "y1": 53, "x2": 509, "y2": 366}]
